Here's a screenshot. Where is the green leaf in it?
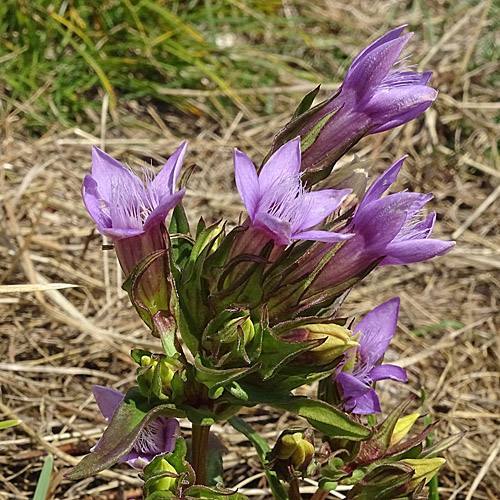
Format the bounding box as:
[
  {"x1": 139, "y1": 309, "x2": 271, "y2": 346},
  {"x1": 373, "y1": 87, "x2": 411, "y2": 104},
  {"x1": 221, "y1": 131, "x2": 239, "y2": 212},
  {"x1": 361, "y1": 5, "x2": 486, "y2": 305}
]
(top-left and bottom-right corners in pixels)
[
  {"x1": 273, "y1": 398, "x2": 371, "y2": 440},
  {"x1": 229, "y1": 416, "x2": 289, "y2": 500},
  {"x1": 66, "y1": 388, "x2": 184, "y2": 480},
  {"x1": 33, "y1": 454, "x2": 53, "y2": 500}
]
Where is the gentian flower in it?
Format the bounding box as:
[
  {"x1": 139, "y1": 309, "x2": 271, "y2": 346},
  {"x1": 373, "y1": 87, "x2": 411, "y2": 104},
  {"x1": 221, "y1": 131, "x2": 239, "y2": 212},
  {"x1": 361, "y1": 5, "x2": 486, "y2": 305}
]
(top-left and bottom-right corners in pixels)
[
  {"x1": 82, "y1": 143, "x2": 186, "y2": 311},
  {"x1": 274, "y1": 26, "x2": 437, "y2": 178},
  {"x1": 234, "y1": 137, "x2": 352, "y2": 246},
  {"x1": 336, "y1": 298, "x2": 407, "y2": 414},
  {"x1": 306, "y1": 156, "x2": 455, "y2": 295},
  {"x1": 92, "y1": 385, "x2": 179, "y2": 469}
]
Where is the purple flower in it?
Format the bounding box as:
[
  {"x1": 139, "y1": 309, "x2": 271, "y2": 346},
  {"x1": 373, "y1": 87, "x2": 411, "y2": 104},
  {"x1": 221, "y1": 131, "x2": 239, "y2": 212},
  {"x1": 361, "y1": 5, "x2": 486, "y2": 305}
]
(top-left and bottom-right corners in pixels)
[
  {"x1": 308, "y1": 157, "x2": 455, "y2": 294},
  {"x1": 92, "y1": 385, "x2": 179, "y2": 469},
  {"x1": 82, "y1": 143, "x2": 186, "y2": 241},
  {"x1": 336, "y1": 298, "x2": 407, "y2": 414},
  {"x1": 234, "y1": 137, "x2": 352, "y2": 246},
  {"x1": 82, "y1": 144, "x2": 187, "y2": 309},
  {"x1": 287, "y1": 26, "x2": 437, "y2": 175}
]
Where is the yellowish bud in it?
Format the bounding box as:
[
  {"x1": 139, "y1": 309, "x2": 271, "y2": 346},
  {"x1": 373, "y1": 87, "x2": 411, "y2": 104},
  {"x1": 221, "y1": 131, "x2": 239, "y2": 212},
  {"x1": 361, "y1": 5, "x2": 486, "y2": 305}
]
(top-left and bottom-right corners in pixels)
[
  {"x1": 151, "y1": 458, "x2": 178, "y2": 493},
  {"x1": 307, "y1": 324, "x2": 359, "y2": 361},
  {"x1": 390, "y1": 413, "x2": 420, "y2": 447}
]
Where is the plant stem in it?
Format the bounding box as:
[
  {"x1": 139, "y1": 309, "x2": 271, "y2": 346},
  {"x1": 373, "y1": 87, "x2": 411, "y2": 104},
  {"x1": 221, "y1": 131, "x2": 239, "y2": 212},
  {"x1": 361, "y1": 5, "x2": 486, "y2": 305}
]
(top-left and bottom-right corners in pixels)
[
  {"x1": 191, "y1": 424, "x2": 211, "y2": 485},
  {"x1": 289, "y1": 477, "x2": 302, "y2": 500},
  {"x1": 310, "y1": 488, "x2": 329, "y2": 500}
]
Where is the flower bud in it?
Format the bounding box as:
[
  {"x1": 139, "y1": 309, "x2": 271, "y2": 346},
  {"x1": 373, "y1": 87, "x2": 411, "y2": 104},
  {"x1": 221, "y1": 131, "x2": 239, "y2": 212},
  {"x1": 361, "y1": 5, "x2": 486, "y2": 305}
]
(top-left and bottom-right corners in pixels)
[
  {"x1": 149, "y1": 458, "x2": 178, "y2": 493},
  {"x1": 273, "y1": 431, "x2": 315, "y2": 470},
  {"x1": 281, "y1": 323, "x2": 358, "y2": 365},
  {"x1": 138, "y1": 354, "x2": 176, "y2": 399}
]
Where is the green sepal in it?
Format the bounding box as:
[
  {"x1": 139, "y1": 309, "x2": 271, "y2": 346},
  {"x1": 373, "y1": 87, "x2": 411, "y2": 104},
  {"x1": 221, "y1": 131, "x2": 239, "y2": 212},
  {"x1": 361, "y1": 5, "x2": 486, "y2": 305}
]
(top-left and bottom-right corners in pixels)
[
  {"x1": 194, "y1": 355, "x2": 261, "y2": 399},
  {"x1": 418, "y1": 431, "x2": 465, "y2": 459},
  {"x1": 131, "y1": 349, "x2": 153, "y2": 364},
  {"x1": 257, "y1": 326, "x2": 322, "y2": 380},
  {"x1": 169, "y1": 203, "x2": 193, "y2": 269},
  {"x1": 262, "y1": 89, "x2": 340, "y2": 169},
  {"x1": 122, "y1": 249, "x2": 178, "y2": 356},
  {"x1": 292, "y1": 85, "x2": 321, "y2": 119},
  {"x1": 65, "y1": 387, "x2": 184, "y2": 480},
  {"x1": 345, "y1": 463, "x2": 415, "y2": 500}
]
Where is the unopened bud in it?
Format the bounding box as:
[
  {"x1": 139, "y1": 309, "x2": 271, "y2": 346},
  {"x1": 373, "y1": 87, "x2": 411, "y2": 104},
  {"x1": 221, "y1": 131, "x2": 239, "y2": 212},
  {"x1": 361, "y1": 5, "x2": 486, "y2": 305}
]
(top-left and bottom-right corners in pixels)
[
  {"x1": 283, "y1": 323, "x2": 358, "y2": 364},
  {"x1": 150, "y1": 458, "x2": 178, "y2": 493},
  {"x1": 273, "y1": 432, "x2": 315, "y2": 469},
  {"x1": 139, "y1": 355, "x2": 175, "y2": 398}
]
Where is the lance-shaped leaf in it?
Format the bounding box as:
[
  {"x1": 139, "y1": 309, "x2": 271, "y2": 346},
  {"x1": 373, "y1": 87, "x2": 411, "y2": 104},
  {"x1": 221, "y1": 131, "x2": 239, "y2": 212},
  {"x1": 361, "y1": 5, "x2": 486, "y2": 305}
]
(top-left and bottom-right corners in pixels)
[
  {"x1": 66, "y1": 388, "x2": 184, "y2": 480},
  {"x1": 272, "y1": 397, "x2": 371, "y2": 440}
]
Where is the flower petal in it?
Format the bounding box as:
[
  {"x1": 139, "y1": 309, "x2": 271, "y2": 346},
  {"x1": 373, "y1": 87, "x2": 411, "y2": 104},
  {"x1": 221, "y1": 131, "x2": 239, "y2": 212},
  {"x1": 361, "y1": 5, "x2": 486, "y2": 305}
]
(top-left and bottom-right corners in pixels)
[
  {"x1": 370, "y1": 364, "x2": 408, "y2": 383},
  {"x1": 349, "y1": 25, "x2": 407, "y2": 71},
  {"x1": 354, "y1": 192, "x2": 426, "y2": 249},
  {"x1": 294, "y1": 188, "x2": 352, "y2": 231},
  {"x1": 293, "y1": 229, "x2": 354, "y2": 243},
  {"x1": 367, "y1": 86, "x2": 437, "y2": 130},
  {"x1": 344, "y1": 33, "x2": 413, "y2": 97},
  {"x1": 337, "y1": 371, "x2": 370, "y2": 400},
  {"x1": 358, "y1": 157, "x2": 406, "y2": 210},
  {"x1": 258, "y1": 137, "x2": 301, "y2": 194},
  {"x1": 91, "y1": 146, "x2": 141, "y2": 202},
  {"x1": 234, "y1": 148, "x2": 261, "y2": 219},
  {"x1": 381, "y1": 239, "x2": 455, "y2": 266},
  {"x1": 91, "y1": 385, "x2": 124, "y2": 421},
  {"x1": 144, "y1": 189, "x2": 186, "y2": 231},
  {"x1": 355, "y1": 297, "x2": 400, "y2": 365},
  {"x1": 151, "y1": 141, "x2": 187, "y2": 196},
  {"x1": 82, "y1": 175, "x2": 112, "y2": 232},
  {"x1": 351, "y1": 388, "x2": 382, "y2": 414},
  {"x1": 254, "y1": 211, "x2": 292, "y2": 245}
]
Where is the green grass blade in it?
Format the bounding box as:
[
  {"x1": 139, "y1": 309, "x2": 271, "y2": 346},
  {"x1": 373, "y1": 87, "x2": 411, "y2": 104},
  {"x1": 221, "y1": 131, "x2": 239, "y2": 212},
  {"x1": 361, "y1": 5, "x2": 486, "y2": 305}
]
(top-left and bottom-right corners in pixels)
[{"x1": 33, "y1": 454, "x2": 53, "y2": 500}]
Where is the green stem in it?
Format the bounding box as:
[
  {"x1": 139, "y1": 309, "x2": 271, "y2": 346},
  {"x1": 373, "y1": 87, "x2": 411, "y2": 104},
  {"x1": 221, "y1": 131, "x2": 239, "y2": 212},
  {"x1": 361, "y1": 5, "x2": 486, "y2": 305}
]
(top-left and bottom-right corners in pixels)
[
  {"x1": 289, "y1": 477, "x2": 302, "y2": 500},
  {"x1": 191, "y1": 424, "x2": 211, "y2": 485},
  {"x1": 310, "y1": 488, "x2": 328, "y2": 500}
]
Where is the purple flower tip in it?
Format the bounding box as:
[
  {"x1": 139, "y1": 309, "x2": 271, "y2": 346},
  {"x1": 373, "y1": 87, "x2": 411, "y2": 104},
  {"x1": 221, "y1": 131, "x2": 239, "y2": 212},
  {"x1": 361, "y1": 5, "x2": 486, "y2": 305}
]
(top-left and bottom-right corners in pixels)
[
  {"x1": 337, "y1": 298, "x2": 407, "y2": 414},
  {"x1": 82, "y1": 143, "x2": 187, "y2": 240},
  {"x1": 91, "y1": 385, "x2": 179, "y2": 469},
  {"x1": 234, "y1": 138, "x2": 353, "y2": 245}
]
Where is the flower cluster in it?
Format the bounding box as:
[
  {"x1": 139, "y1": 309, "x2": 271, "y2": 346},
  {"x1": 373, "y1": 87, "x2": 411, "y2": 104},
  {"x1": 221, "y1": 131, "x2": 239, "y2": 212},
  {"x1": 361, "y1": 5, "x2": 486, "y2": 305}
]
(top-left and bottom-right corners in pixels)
[{"x1": 74, "y1": 26, "x2": 458, "y2": 500}]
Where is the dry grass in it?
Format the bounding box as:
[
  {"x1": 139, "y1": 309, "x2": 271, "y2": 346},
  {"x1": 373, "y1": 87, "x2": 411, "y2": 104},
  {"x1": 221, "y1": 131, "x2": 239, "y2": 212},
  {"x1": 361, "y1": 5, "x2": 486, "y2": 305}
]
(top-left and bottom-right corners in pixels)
[{"x1": 1, "y1": 1, "x2": 499, "y2": 499}]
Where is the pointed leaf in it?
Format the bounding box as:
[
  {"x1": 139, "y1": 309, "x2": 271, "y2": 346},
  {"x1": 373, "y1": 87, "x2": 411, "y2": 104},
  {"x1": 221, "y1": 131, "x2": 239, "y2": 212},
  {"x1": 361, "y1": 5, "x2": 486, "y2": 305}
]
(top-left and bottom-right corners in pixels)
[
  {"x1": 66, "y1": 388, "x2": 184, "y2": 480},
  {"x1": 272, "y1": 398, "x2": 371, "y2": 440}
]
